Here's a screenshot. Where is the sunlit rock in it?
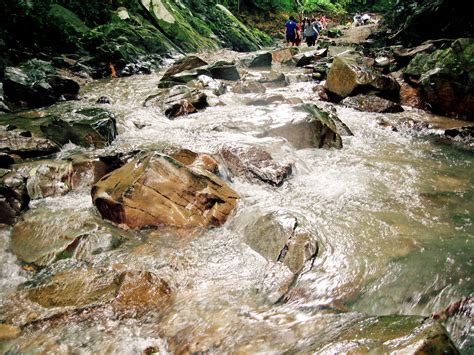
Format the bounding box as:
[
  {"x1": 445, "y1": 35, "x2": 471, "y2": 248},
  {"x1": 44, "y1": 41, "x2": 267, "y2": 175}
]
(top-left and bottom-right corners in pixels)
[
  {"x1": 240, "y1": 210, "x2": 317, "y2": 274},
  {"x1": 259, "y1": 104, "x2": 343, "y2": 149},
  {"x1": 219, "y1": 144, "x2": 292, "y2": 186},
  {"x1": 92, "y1": 152, "x2": 239, "y2": 229},
  {"x1": 326, "y1": 55, "x2": 400, "y2": 100},
  {"x1": 271, "y1": 48, "x2": 298, "y2": 64}
]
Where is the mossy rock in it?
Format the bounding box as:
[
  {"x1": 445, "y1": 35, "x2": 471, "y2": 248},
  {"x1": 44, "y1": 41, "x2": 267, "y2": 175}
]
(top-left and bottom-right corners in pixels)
[
  {"x1": 48, "y1": 4, "x2": 89, "y2": 44},
  {"x1": 81, "y1": 17, "x2": 176, "y2": 67},
  {"x1": 140, "y1": 0, "x2": 219, "y2": 52}
]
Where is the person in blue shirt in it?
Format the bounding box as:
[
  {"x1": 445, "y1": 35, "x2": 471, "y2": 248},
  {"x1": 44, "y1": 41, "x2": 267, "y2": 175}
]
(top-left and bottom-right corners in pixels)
[{"x1": 285, "y1": 16, "x2": 297, "y2": 46}]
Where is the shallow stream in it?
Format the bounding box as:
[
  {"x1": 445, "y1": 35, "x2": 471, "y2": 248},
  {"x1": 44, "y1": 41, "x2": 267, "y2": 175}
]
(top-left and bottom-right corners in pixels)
[{"x1": 1, "y1": 52, "x2": 473, "y2": 353}]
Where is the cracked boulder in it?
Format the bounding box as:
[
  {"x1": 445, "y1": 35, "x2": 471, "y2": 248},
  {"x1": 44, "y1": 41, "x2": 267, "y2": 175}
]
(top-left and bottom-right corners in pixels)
[
  {"x1": 242, "y1": 211, "x2": 318, "y2": 274},
  {"x1": 92, "y1": 152, "x2": 239, "y2": 229},
  {"x1": 219, "y1": 144, "x2": 292, "y2": 186}
]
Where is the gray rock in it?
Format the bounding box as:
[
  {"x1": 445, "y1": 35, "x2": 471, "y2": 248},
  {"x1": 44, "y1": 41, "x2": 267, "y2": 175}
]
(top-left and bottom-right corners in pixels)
[
  {"x1": 342, "y1": 94, "x2": 404, "y2": 113},
  {"x1": 259, "y1": 104, "x2": 343, "y2": 149},
  {"x1": 219, "y1": 144, "x2": 292, "y2": 186}
]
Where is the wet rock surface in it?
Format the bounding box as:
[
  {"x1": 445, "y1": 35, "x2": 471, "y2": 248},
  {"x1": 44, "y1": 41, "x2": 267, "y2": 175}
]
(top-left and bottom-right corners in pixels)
[
  {"x1": 259, "y1": 104, "x2": 343, "y2": 149},
  {"x1": 3, "y1": 59, "x2": 80, "y2": 108},
  {"x1": 403, "y1": 38, "x2": 474, "y2": 119},
  {"x1": 10, "y1": 205, "x2": 127, "y2": 266},
  {"x1": 342, "y1": 94, "x2": 404, "y2": 113},
  {"x1": 219, "y1": 144, "x2": 292, "y2": 186},
  {"x1": 0, "y1": 170, "x2": 29, "y2": 225},
  {"x1": 326, "y1": 55, "x2": 400, "y2": 100},
  {"x1": 92, "y1": 152, "x2": 239, "y2": 229}
]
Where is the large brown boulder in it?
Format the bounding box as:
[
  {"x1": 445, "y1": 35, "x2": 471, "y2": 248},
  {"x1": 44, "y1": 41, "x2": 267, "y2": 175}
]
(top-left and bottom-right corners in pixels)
[
  {"x1": 0, "y1": 127, "x2": 59, "y2": 158},
  {"x1": 326, "y1": 55, "x2": 400, "y2": 101},
  {"x1": 92, "y1": 152, "x2": 239, "y2": 229}
]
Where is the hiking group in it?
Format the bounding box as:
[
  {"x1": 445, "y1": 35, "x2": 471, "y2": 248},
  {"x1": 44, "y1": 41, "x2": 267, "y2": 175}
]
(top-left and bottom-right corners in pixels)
[{"x1": 285, "y1": 16, "x2": 323, "y2": 47}]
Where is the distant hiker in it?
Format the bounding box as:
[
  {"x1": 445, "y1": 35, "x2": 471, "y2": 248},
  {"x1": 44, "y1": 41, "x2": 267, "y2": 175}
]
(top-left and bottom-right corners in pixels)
[
  {"x1": 304, "y1": 18, "x2": 319, "y2": 47},
  {"x1": 320, "y1": 15, "x2": 327, "y2": 29},
  {"x1": 295, "y1": 20, "x2": 302, "y2": 46},
  {"x1": 285, "y1": 16, "x2": 298, "y2": 46},
  {"x1": 361, "y1": 13, "x2": 371, "y2": 25}
]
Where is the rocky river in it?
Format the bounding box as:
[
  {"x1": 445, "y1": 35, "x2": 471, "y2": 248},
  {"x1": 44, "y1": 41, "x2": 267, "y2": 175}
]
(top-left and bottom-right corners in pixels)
[{"x1": 0, "y1": 44, "x2": 473, "y2": 353}]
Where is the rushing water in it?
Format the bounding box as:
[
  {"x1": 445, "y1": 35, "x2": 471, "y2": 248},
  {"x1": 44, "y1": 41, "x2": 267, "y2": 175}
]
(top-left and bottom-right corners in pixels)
[{"x1": 1, "y1": 53, "x2": 473, "y2": 353}]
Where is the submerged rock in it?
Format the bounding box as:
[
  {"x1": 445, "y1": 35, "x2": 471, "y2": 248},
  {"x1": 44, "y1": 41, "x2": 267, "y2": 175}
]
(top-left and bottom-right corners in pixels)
[
  {"x1": 404, "y1": 38, "x2": 474, "y2": 119},
  {"x1": 92, "y1": 152, "x2": 239, "y2": 229},
  {"x1": 219, "y1": 144, "x2": 292, "y2": 186},
  {"x1": 3, "y1": 59, "x2": 80, "y2": 108},
  {"x1": 341, "y1": 94, "x2": 404, "y2": 113},
  {"x1": 232, "y1": 81, "x2": 266, "y2": 94},
  {"x1": 2, "y1": 263, "x2": 174, "y2": 326},
  {"x1": 326, "y1": 55, "x2": 400, "y2": 100},
  {"x1": 10, "y1": 205, "x2": 127, "y2": 266},
  {"x1": 260, "y1": 104, "x2": 343, "y2": 149}
]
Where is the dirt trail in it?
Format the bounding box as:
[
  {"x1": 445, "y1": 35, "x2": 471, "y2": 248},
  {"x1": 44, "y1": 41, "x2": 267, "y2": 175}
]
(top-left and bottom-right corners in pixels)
[{"x1": 332, "y1": 23, "x2": 379, "y2": 44}]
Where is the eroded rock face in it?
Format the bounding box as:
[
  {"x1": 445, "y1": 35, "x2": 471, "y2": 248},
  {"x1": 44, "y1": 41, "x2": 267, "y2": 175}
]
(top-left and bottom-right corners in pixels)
[
  {"x1": 404, "y1": 38, "x2": 474, "y2": 119},
  {"x1": 341, "y1": 94, "x2": 404, "y2": 113},
  {"x1": 92, "y1": 152, "x2": 239, "y2": 229},
  {"x1": 326, "y1": 56, "x2": 400, "y2": 100},
  {"x1": 219, "y1": 144, "x2": 292, "y2": 186},
  {"x1": 260, "y1": 104, "x2": 343, "y2": 149}
]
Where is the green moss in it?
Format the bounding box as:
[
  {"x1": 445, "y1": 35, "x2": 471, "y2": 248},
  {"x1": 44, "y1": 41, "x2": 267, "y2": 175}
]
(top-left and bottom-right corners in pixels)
[{"x1": 141, "y1": 0, "x2": 219, "y2": 52}]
